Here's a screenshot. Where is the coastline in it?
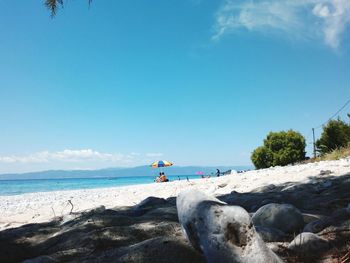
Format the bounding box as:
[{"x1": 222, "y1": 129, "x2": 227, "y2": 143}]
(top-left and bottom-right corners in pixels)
[{"x1": 1, "y1": 158, "x2": 350, "y2": 231}]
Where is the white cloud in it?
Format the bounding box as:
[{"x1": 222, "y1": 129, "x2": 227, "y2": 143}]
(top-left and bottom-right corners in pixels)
[
  {"x1": 0, "y1": 149, "x2": 131, "y2": 164},
  {"x1": 0, "y1": 150, "x2": 170, "y2": 173},
  {"x1": 213, "y1": 0, "x2": 350, "y2": 49},
  {"x1": 313, "y1": 3, "x2": 330, "y2": 18}
]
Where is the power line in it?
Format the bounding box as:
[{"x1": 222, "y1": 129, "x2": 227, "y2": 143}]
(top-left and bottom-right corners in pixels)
[
  {"x1": 314, "y1": 97, "x2": 350, "y2": 129},
  {"x1": 305, "y1": 129, "x2": 313, "y2": 141},
  {"x1": 310, "y1": 97, "x2": 350, "y2": 158}
]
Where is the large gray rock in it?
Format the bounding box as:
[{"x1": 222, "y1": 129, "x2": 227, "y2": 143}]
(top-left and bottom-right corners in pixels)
[
  {"x1": 288, "y1": 232, "x2": 329, "y2": 253},
  {"x1": 252, "y1": 203, "x2": 304, "y2": 234},
  {"x1": 255, "y1": 226, "x2": 287, "y2": 242},
  {"x1": 23, "y1": 255, "x2": 58, "y2": 263},
  {"x1": 303, "y1": 207, "x2": 350, "y2": 233},
  {"x1": 303, "y1": 219, "x2": 327, "y2": 233},
  {"x1": 134, "y1": 197, "x2": 167, "y2": 210},
  {"x1": 95, "y1": 237, "x2": 205, "y2": 263},
  {"x1": 302, "y1": 213, "x2": 323, "y2": 224},
  {"x1": 177, "y1": 190, "x2": 281, "y2": 263}
]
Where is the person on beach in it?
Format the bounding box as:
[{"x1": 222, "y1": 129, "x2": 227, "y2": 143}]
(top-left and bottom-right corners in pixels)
[
  {"x1": 216, "y1": 169, "x2": 221, "y2": 177},
  {"x1": 160, "y1": 173, "x2": 169, "y2": 183},
  {"x1": 155, "y1": 172, "x2": 162, "y2": 183},
  {"x1": 155, "y1": 172, "x2": 168, "y2": 183},
  {"x1": 160, "y1": 172, "x2": 166, "y2": 182}
]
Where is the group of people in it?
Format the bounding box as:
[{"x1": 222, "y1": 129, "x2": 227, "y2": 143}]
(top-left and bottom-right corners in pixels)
[
  {"x1": 155, "y1": 172, "x2": 169, "y2": 183},
  {"x1": 156, "y1": 169, "x2": 222, "y2": 183},
  {"x1": 201, "y1": 169, "x2": 222, "y2": 179}
]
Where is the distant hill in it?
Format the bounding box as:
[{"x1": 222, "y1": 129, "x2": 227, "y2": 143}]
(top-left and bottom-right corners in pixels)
[{"x1": 0, "y1": 165, "x2": 253, "y2": 180}]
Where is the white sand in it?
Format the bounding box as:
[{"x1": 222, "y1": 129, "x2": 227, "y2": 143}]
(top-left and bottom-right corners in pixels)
[{"x1": 1, "y1": 158, "x2": 350, "y2": 230}]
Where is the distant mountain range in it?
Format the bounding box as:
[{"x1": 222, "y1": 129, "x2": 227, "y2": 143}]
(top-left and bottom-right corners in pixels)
[{"x1": 0, "y1": 165, "x2": 253, "y2": 180}]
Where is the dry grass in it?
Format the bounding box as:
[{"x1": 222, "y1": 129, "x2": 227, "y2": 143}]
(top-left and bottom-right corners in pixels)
[
  {"x1": 340, "y1": 250, "x2": 349, "y2": 263},
  {"x1": 305, "y1": 145, "x2": 350, "y2": 163}
]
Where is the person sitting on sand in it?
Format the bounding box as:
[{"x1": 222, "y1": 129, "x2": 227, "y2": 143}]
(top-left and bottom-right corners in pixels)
[
  {"x1": 160, "y1": 172, "x2": 168, "y2": 182},
  {"x1": 155, "y1": 172, "x2": 162, "y2": 183}
]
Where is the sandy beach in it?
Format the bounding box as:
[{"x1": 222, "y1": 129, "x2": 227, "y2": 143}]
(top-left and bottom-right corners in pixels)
[{"x1": 1, "y1": 158, "x2": 350, "y2": 231}]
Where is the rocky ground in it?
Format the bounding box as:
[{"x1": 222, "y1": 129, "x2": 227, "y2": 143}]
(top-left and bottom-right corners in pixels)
[{"x1": 1, "y1": 172, "x2": 350, "y2": 263}]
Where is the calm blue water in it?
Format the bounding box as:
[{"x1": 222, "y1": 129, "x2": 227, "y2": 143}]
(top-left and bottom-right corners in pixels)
[{"x1": 0, "y1": 175, "x2": 201, "y2": 196}]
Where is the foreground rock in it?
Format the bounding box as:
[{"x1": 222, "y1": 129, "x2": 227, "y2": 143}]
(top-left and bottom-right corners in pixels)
[
  {"x1": 252, "y1": 203, "x2": 304, "y2": 234},
  {"x1": 288, "y1": 233, "x2": 329, "y2": 253},
  {"x1": 255, "y1": 226, "x2": 287, "y2": 242},
  {"x1": 177, "y1": 190, "x2": 281, "y2": 263},
  {"x1": 0, "y1": 198, "x2": 204, "y2": 263},
  {"x1": 303, "y1": 206, "x2": 350, "y2": 233},
  {"x1": 217, "y1": 173, "x2": 350, "y2": 262}
]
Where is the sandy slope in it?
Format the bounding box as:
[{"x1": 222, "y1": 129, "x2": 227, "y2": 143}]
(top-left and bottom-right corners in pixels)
[{"x1": 1, "y1": 158, "x2": 349, "y2": 230}]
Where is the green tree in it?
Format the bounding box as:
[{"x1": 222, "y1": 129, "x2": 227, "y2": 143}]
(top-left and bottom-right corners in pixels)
[
  {"x1": 45, "y1": 0, "x2": 91, "y2": 16},
  {"x1": 316, "y1": 119, "x2": 350, "y2": 154},
  {"x1": 251, "y1": 146, "x2": 274, "y2": 169},
  {"x1": 251, "y1": 130, "x2": 306, "y2": 169},
  {"x1": 45, "y1": 0, "x2": 63, "y2": 16}
]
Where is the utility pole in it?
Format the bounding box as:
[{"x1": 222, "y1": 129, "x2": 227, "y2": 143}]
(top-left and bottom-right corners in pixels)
[{"x1": 312, "y1": 128, "x2": 316, "y2": 159}]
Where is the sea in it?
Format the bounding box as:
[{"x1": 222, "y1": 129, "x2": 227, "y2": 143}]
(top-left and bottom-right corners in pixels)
[{"x1": 0, "y1": 175, "x2": 202, "y2": 196}]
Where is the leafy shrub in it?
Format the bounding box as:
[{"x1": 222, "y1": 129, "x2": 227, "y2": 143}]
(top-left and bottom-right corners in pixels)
[
  {"x1": 251, "y1": 130, "x2": 306, "y2": 169},
  {"x1": 316, "y1": 119, "x2": 350, "y2": 155},
  {"x1": 251, "y1": 146, "x2": 273, "y2": 169}
]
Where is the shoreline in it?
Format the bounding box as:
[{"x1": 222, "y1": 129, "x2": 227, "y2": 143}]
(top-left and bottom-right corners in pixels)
[
  {"x1": 0, "y1": 174, "x2": 201, "y2": 196},
  {"x1": 1, "y1": 158, "x2": 349, "y2": 231}
]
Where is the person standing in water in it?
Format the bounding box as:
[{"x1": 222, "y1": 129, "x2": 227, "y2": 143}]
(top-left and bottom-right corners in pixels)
[{"x1": 216, "y1": 169, "x2": 221, "y2": 177}]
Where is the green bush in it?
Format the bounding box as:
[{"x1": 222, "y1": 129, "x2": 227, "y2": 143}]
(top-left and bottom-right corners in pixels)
[
  {"x1": 251, "y1": 146, "x2": 274, "y2": 169},
  {"x1": 316, "y1": 119, "x2": 350, "y2": 155},
  {"x1": 251, "y1": 130, "x2": 306, "y2": 169}
]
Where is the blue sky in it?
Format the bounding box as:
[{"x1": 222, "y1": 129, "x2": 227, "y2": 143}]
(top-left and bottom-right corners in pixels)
[{"x1": 0, "y1": 0, "x2": 350, "y2": 173}]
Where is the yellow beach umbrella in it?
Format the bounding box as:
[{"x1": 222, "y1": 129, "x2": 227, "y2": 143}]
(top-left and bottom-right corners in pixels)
[{"x1": 150, "y1": 160, "x2": 173, "y2": 168}]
